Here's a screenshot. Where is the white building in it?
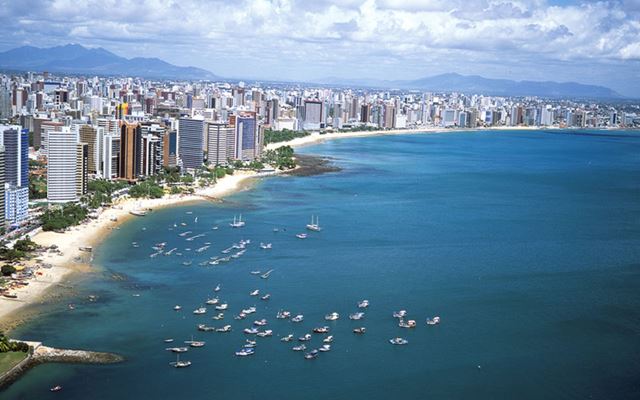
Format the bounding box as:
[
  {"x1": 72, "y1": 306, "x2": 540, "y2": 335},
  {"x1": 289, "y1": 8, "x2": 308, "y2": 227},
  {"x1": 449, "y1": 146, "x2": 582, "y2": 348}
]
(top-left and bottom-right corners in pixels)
[
  {"x1": 47, "y1": 128, "x2": 79, "y2": 202},
  {"x1": 5, "y1": 185, "x2": 28, "y2": 225}
]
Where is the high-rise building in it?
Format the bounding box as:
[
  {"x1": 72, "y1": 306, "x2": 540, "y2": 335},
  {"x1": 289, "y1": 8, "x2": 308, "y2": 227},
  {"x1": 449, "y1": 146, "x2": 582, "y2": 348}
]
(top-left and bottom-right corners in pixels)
[
  {"x1": 0, "y1": 145, "x2": 4, "y2": 229},
  {"x1": 78, "y1": 125, "x2": 103, "y2": 175},
  {"x1": 360, "y1": 104, "x2": 370, "y2": 124},
  {"x1": 47, "y1": 128, "x2": 79, "y2": 202},
  {"x1": 39, "y1": 120, "x2": 64, "y2": 153},
  {"x1": 102, "y1": 133, "x2": 120, "y2": 180},
  {"x1": 5, "y1": 186, "x2": 29, "y2": 225},
  {"x1": 206, "y1": 122, "x2": 235, "y2": 165},
  {"x1": 76, "y1": 143, "x2": 88, "y2": 197},
  {"x1": 178, "y1": 117, "x2": 205, "y2": 170},
  {"x1": 163, "y1": 130, "x2": 178, "y2": 168},
  {"x1": 1, "y1": 126, "x2": 28, "y2": 187},
  {"x1": 303, "y1": 100, "x2": 323, "y2": 130},
  {"x1": 119, "y1": 122, "x2": 142, "y2": 180},
  {"x1": 235, "y1": 115, "x2": 259, "y2": 161},
  {"x1": 383, "y1": 104, "x2": 396, "y2": 129}
]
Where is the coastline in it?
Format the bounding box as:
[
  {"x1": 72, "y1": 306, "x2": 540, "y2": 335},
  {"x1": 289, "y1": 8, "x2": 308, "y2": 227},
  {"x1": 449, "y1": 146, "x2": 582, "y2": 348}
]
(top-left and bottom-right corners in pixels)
[{"x1": 0, "y1": 170, "x2": 264, "y2": 327}]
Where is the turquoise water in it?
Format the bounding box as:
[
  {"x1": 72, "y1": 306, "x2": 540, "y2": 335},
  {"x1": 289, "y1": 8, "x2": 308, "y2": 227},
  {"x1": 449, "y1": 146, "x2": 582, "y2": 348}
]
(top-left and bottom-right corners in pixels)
[{"x1": 5, "y1": 130, "x2": 640, "y2": 399}]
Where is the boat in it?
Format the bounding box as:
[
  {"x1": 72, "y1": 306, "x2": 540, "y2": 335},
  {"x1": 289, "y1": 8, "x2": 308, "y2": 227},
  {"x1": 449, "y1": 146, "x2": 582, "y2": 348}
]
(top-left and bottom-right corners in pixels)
[
  {"x1": 256, "y1": 330, "x2": 273, "y2": 337},
  {"x1": 206, "y1": 298, "x2": 219, "y2": 305},
  {"x1": 298, "y1": 334, "x2": 312, "y2": 342},
  {"x1": 130, "y1": 210, "x2": 148, "y2": 217},
  {"x1": 3, "y1": 293, "x2": 17, "y2": 299},
  {"x1": 235, "y1": 347, "x2": 255, "y2": 356},
  {"x1": 193, "y1": 307, "x2": 207, "y2": 315},
  {"x1": 216, "y1": 325, "x2": 232, "y2": 333},
  {"x1": 260, "y1": 270, "x2": 274, "y2": 279},
  {"x1": 353, "y1": 327, "x2": 366, "y2": 334},
  {"x1": 253, "y1": 319, "x2": 268, "y2": 326},
  {"x1": 189, "y1": 341, "x2": 206, "y2": 347},
  {"x1": 306, "y1": 215, "x2": 322, "y2": 232},
  {"x1": 323, "y1": 336, "x2": 333, "y2": 343},
  {"x1": 179, "y1": 231, "x2": 192, "y2": 237},
  {"x1": 261, "y1": 294, "x2": 271, "y2": 301},
  {"x1": 213, "y1": 313, "x2": 225, "y2": 320},
  {"x1": 214, "y1": 284, "x2": 221, "y2": 292},
  {"x1": 250, "y1": 270, "x2": 261, "y2": 275},
  {"x1": 169, "y1": 354, "x2": 191, "y2": 368},
  {"x1": 292, "y1": 344, "x2": 306, "y2": 351},
  {"x1": 276, "y1": 310, "x2": 291, "y2": 319},
  {"x1": 392, "y1": 310, "x2": 407, "y2": 318},
  {"x1": 242, "y1": 307, "x2": 257, "y2": 314},
  {"x1": 197, "y1": 324, "x2": 216, "y2": 332},
  {"x1": 281, "y1": 334, "x2": 294, "y2": 342},
  {"x1": 245, "y1": 339, "x2": 257, "y2": 347},
  {"x1": 313, "y1": 326, "x2": 330, "y2": 334},
  {"x1": 230, "y1": 215, "x2": 245, "y2": 228},
  {"x1": 357, "y1": 299, "x2": 370, "y2": 308},
  {"x1": 164, "y1": 338, "x2": 174, "y2": 343},
  {"x1": 389, "y1": 337, "x2": 409, "y2": 345},
  {"x1": 426, "y1": 316, "x2": 441, "y2": 325},
  {"x1": 110, "y1": 216, "x2": 118, "y2": 222},
  {"x1": 212, "y1": 226, "x2": 219, "y2": 230},
  {"x1": 215, "y1": 303, "x2": 228, "y2": 310},
  {"x1": 349, "y1": 312, "x2": 365, "y2": 320},
  {"x1": 78, "y1": 246, "x2": 93, "y2": 252},
  {"x1": 182, "y1": 261, "x2": 192, "y2": 266},
  {"x1": 244, "y1": 328, "x2": 259, "y2": 334},
  {"x1": 291, "y1": 314, "x2": 304, "y2": 323},
  {"x1": 166, "y1": 347, "x2": 188, "y2": 353},
  {"x1": 296, "y1": 233, "x2": 308, "y2": 239},
  {"x1": 174, "y1": 305, "x2": 182, "y2": 311},
  {"x1": 398, "y1": 319, "x2": 416, "y2": 328},
  {"x1": 50, "y1": 385, "x2": 63, "y2": 392},
  {"x1": 260, "y1": 242, "x2": 272, "y2": 249},
  {"x1": 304, "y1": 349, "x2": 319, "y2": 359},
  {"x1": 194, "y1": 217, "x2": 198, "y2": 223},
  {"x1": 250, "y1": 289, "x2": 260, "y2": 296},
  {"x1": 324, "y1": 312, "x2": 339, "y2": 321},
  {"x1": 318, "y1": 344, "x2": 331, "y2": 352}
]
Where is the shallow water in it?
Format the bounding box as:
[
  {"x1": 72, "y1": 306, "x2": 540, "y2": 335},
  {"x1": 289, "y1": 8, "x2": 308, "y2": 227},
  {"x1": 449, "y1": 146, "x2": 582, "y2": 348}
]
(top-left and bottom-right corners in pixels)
[{"x1": 6, "y1": 130, "x2": 640, "y2": 399}]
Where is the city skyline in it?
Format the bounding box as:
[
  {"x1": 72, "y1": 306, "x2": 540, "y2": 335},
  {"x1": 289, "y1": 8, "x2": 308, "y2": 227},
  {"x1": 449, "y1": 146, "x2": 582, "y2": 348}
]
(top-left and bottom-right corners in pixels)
[{"x1": 1, "y1": 0, "x2": 639, "y2": 96}]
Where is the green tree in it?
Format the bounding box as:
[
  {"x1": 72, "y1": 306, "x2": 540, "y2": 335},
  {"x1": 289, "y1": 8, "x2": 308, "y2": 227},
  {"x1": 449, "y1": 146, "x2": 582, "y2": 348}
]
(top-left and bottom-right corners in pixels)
[{"x1": 1, "y1": 265, "x2": 16, "y2": 276}]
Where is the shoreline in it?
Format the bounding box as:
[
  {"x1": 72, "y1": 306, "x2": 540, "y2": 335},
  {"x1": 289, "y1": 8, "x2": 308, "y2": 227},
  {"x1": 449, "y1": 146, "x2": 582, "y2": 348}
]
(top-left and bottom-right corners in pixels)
[{"x1": 0, "y1": 170, "x2": 266, "y2": 328}]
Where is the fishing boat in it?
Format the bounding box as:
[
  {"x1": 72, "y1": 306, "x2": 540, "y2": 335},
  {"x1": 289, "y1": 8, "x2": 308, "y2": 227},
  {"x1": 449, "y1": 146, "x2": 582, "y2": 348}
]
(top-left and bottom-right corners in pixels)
[
  {"x1": 357, "y1": 299, "x2": 370, "y2": 308},
  {"x1": 398, "y1": 319, "x2": 416, "y2": 328},
  {"x1": 256, "y1": 330, "x2": 273, "y2": 337},
  {"x1": 318, "y1": 344, "x2": 331, "y2": 352},
  {"x1": 215, "y1": 303, "x2": 228, "y2": 311},
  {"x1": 213, "y1": 313, "x2": 224, "y2": 320},
  {"x1": 276, "y1": 310, "x2": 291, "y2": 319},
  {"x1": 253, "y1": 319, "x2": 268, "y2": 326},
  {"x1": 261, "y1": 294, "x2": 271, "y2": 301},
  {"x1": 291, "y1": 314, "x2": 304, "y2": 323},
  {"x1": 313, "y1": 326, "x2": 330, "y2": 334},
  {"x1": 130, "y1": 210, "x2": 148, "y2": 217},
  {"x1": 426, "y1": 316, "x2": 441, "y2": 325},
  {"x1": 296, "y1": 233, "x2": 308, "y2": 239},
  {"x1": 250, "y1": 289, "x2": 260, "y2": 296},
  {"x1": 244, "y1": 327, "x2": 259, "y2": 334},
  {"x1": 389, "y1": 337, "x2": 409, "y2": 345},
  {"x1": 324, "y1": 312, "x2": 340, "y2": 321},
  {"x1": 230, "y1": 215, "x2": 245, "y2": 228},
  {"x1": 50, "y1": 385, "x2": 63, "y2": 392},
  {"x1": 166, "y1": 347, "x2": 188, "y2": 353},
  {"x1": 292, "y1": 344, "x2": 306, "y2": 351},
  {"x1": 197, "y1": 324, "x2": 216, "y2": 332},
  {"x1": 306, "y1": 215, "x2": 322, "y2": 232},
  {"x1": 323, "y1": 335, "x2": 334, "y2": 343},
  {"x1": 206, "y1": 298, "x2": 219, "y2": 305},
  {"x1": 216, "y1": 325, "x2": 232, "y2": 333},
  {"x1": 349, "y1": 312, "x2": 365, "y2": 320},
  {"x1": 298, "y1": 334, "x2": 312, "y2": 342},
  {"x1": 193, "y1": 307, "x2": 207, "y2": 315},
  {"x1": 281, "y1": 334, "x2": 294, "y2": 342},
  {"x1": 174, "y1": 305, "x2": 182, "y2": 311},
  {"x1": 304, "y1": 349, "x2": 319, "y2": 359},
  {"x1": 260, "y1": 242, "x2": 272, "y2": 249},
  {"x1": 392, "y1": 310, "x2": 407, "y2": 318},
  {"x1": 169, "y1": 354, "x2": 191, "y2": 368},
  {"x1": 353, "y1": 327, "x2": 366, "y2": 334}
]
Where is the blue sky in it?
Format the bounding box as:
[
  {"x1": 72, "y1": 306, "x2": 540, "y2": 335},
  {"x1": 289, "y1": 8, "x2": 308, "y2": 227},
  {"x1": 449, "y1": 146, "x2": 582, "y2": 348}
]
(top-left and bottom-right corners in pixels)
[{"x1": 0, "y1": 0, "x2": 639, "y2": 96}]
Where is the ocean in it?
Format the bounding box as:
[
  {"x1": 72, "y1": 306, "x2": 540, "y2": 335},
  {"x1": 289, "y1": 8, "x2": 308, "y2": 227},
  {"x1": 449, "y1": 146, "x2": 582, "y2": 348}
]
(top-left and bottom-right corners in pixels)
[{"x1": 5, "y1": 130, "x2": 640, "y2": 399}]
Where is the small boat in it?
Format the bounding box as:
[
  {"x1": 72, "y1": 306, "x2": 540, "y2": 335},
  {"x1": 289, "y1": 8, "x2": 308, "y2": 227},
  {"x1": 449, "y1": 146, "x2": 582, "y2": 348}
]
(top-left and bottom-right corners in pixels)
[
  {"x1": 50, "y1": 385, "x2": 63, "y2": 392},
  {"x1": 212, "y1": 226, "x2": 219, "y2": 230},
  {"x1": 235, "y1": 313, "x2": 247, "y2": 320},
  {"x1": 242, "y1": 307, "x2": 257, "y2": 314},
  {"x1": 426, "y1": 316, "x2": 441, "y2": 325},
  {"x1": 313, "y1": 326, "x2": 330, "y2": 334},
  {"x1": 323, "y1": 335, "x2": 333, "y2": 344},
  {"x1": 79, "y1": 246, "x2": 93, "y2": 252},
  {"x1": 182, "y1": 261, "x2": 192, "y2": 266},
  {"x1": 166, "y1": 347, "x2": 188, "y2": 353},
  {"x1": 179, "y1": 231, "x2": 192, "y2": 237},
  {"x1": 392, "y1": 310, "x2": 407, "y2": 318},
  {"x1": 169, "y1": 354, "x2": 191, "y2": 368},
  {"x1": 324, "y1": 312, "x2": 339, "y2": 321},
  {"x1": 194, "y1": 217, "x2": 198, "y2": 223},
  {"x1": 357, "y1": 299, "x2": 369, "y2": 308},
  {"x1": 206, "y1": 298, "x2": 219, "y2": 305},
  {"x1": 291, "y1": 314, "x2": 304, "y2": 323},
  {"x1": 318, "y1": 344, "x2": 331, "y2": 352},
  {"x1": 212, "y1": 313, "x2": 225, "y2": 320},
  {"x1": 245, "y1": 339, "x2": 257, "y2": 347},
  {"x1": 260, "y1": 270, "x2": 274, "y2": 279},
  {"x1": 256, "y1": 330, "x2": 273, "y2": 337},
  {"x1": 235, "y1": 347, "x2": 255, "y2": 356},
  {"x1": 298, "y1": 334, "x2": 312, "y2": 342},
  {"x1": 250, "y1": 289, "x2": 260, "y2": 296},
  {"x1": 3, "y1": 293, "x2": 17, "y2": 299},
  {"x1": 230, "y1": 215, "x2": 245, "y2": 228},
  {"x1": 261, "y1": 294, "x2": 271, "y2": 301},
  {"x1": 190, "y1": 341, "x2": 205, "y2": 347},
  {"x1": 306, "y1": 215, "x2": 322, "y2": 232},
  {"x1": 281, "y1": 334, "x2": 294, "y2": 342},
  {"x1": 398, "y1": 320, "x2": 416, "y2": 328},
  {"x1": 253, "y1": 319, "x2": 268, "y2": 326},
  {"x1": 250, "y1": 270, "x2": 261, "y2": 275},
  {"x1": 110, "y1": 216, "x2": 118, "y2": 222},
  {"x1": 292, "y1": 344, "x2": 306, "y2": 351},
  {"x1": 197, "y1": 324, "x2": 216, "y2": 332},
  {"x1": 260, "y1": 242, "x2": 272, "y2": 249},
  {"x1": 130, "y1": 210, "x2": 148, "y2": 217},
  {"x1": 244, "y1": 328, "x2": 259, "y2": 334},
  {"x1": 296, "y1": 233, "x2": 308, "y2": 239},
  {"x1": 276, "y1": 310, "x2": 291, "y2": 319},
  {"x1": 215, "y1": 303, "x2": 228, "y2": 310},
  {"x1": 349, "y1": 312, "x2": 365, "y2": 320},
  {"x1": 216, "y1": 325, "x2": 232, "y2": 333},
  {"x1": 304, "y1": 349, "x2": 319, "y2": 359},
  {"x1": 353, "y1": 327, "x2": 366, "y2": 334},
  {"x1": 193, "y1": 307, "x2": 207, "y2": 315},
  {"x1": 273, "y1": 228, "x2": 279, "y2": 232},
  {"x1": 214, "y1": 284, "x2": 221, "y2": 292},
  {"x1": 164, "y1": 338, "x2": 174, "y2": 343},
  {"x1": 174, "y1": 305, "x2": 182, "y2": 311},
  {"x1": 389, "y1": 337, "x2": 409, "y2": 345}
]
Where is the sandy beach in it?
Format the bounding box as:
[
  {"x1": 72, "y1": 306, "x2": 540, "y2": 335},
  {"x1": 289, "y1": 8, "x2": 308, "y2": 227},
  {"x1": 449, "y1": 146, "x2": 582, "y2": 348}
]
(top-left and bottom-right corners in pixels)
[{"x1": 0, "y1": 170, "x2": 263, "y2": 326}]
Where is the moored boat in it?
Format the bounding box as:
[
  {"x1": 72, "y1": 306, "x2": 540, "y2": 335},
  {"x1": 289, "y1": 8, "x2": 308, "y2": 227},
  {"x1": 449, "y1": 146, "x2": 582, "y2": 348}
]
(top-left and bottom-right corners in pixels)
[
  {"x1": 426, "y1": 316, "x2": 441, "y2": 325},
  {"x1": 389, "y1": 337, "x2": 409, "y2": 345},
  {"x1": 324, "y1": 312, "x2": 339, "y2": 321},
  {"x1": 353, "y1": 327, "x2": 366, "y2": 334}
]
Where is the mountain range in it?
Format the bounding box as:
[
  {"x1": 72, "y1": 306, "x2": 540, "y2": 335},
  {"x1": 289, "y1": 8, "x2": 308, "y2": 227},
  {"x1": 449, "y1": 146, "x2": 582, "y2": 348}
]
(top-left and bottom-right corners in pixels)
[{"x1": 0, "y1": 44, "x2": 218, "y2": 80}]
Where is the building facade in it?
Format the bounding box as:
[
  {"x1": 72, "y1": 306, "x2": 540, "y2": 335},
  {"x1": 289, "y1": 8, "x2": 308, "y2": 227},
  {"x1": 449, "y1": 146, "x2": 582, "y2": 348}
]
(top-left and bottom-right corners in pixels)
[{"x1": 47, "y1": 129, "x2": 78, "y2": 202}]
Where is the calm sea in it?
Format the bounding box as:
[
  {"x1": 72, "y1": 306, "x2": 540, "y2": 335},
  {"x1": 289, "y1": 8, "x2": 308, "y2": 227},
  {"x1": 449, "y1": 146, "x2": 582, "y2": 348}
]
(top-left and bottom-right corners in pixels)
[{"x1": 6, "y1": 130, "x2": 640, "y2": 399}]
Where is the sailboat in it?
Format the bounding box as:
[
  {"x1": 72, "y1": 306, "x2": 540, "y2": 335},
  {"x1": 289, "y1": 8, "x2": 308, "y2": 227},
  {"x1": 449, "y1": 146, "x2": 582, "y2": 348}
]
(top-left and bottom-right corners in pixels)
[
  {"x1": 306, "y1": 215, "x2": 322, "y2": 232},
  {"x1": 169, "y1": 353, "x2": 192, "y2": 368},
  {"x1": 230, "y1": 215, "x2": 246, "y2": 228}
]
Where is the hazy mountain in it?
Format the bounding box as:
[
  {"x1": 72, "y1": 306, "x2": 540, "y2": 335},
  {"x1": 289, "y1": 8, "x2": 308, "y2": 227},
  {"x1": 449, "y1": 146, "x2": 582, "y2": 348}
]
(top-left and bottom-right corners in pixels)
[
  {"x1": 0, "y1": 44, "x2": 218, "y2": 80},
  {"x1": 315, "y1": 73, "x2": 622, "y2": 98}
]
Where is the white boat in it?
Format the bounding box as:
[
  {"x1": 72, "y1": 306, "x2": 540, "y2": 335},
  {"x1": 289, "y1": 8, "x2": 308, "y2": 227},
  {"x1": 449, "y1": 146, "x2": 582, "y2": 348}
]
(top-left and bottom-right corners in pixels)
[
  {"x1": 245, "y1": 339, "x2": 257, "y2": 347},
  {"x1": 235, "y1": 347, "x2": 255, "y2": 357},
  {"x1": 260, "y1": 242, "x2": 272, "y2": 249},
  {"x1": 206, "y1": 298, "x2": 219, "y2": 305},
  {"x1": 357, "y1": 299, "x2": 369, "y2": 308},
  {"x1": 250, "y1": 270, "x2": 261, "y2": 275},
  {"x1": 242, "y1": 307, "x2": 257, "y2": 314},
  {"x1": 296, "y1": 233, "x2": 308, "y2": 239},
  {"x1": 250, "y1": 289, "x2": 260, "y2": 296},
  {"x1": 261, "y1": 294, "x2": 271, "y2": 301},
  {"x1": 169, "y1": 354, "x2": 191, "y2": 368},
  {"x1": 256, "y1": 330, "x2": 273, "y2": 337},
  {"x1": 193, "y1": 307, "x2": 206, "y2": 315},
  {"x1": 130, "y1": 210, "x2": 148, "y2": 217},
  {"x1": 353, "y1": 327, "x2": 366, "y2": 334},
  {"x1": 244, "y1": 327, "x2": 259, "y2": 334},
  {"x1": 389, "y1": 337, "x2": 409, "y2": 345},
  {"x1": 398, "y1": 319, "x2": 416, "y2": 328},
  {"x1": 276, "y1": 310, "x2": 291, "y2": 319},
  {"x1": 230, "y1": 215, "x2": 246, "y2": 228},
  {"x1": 253, "y1": 319, "x2": 268, "y2": 326},
  {"x1": 291, "y1": 314, "x2": 304, "y2": 323},
  {"x1": 189, "y1": 341, "x2": 205, "y2": 348},
  {"x1": 213, "y1": 313, "x2": 224, "y2": 320},
  {"x1": 215, "y1": 303, "x2": 228, "y2": 310},
  {"x1": 216, "y1": 325, "x2": 232, "y2": 333},
  {"x1": 349, "y1": 312, "x2": 365, "y2": 320},
  {"x1": 392, "y1": 310, "x2": 407, "y2": 318},
  {"x1": 298, "y1": 334, "x2": 312, "y2": 342},
  {"x1": 173, "y1": 305, "x2": 182, "y2": 311},
  {"x1": 292, "y1": 344, "x2": 306, "y2": 351},
  {"x1": 323, "y1": 335, "x2": 333, "y2": 344},
  {"x1": 304, "y1": 349, "x2": 319, "y2": 359},
  {"x1": 306, "y1": 215, "x2": 322, "y2": 232},
  {"x1": 261, "y1": 270, "x2": 274, "y2": 279},
  {"x1": 313, "y1": 326, "x2": 330, "y2": 333},
  {"x1": 164, "y1": 338, "x2": 174, "y2": 343},
  {"x1": 318, "y1": 344, "x2": 331, "y2": 352},
  {"x1": 166, "y1": 347, "x2": 188, "y2": 353},
  {"x1": 281, "y1": 334, "x2": 294, "y2": 342},
  {"x1": 324, "y1": 312, "x2": 339, "y2": 321},
  {"x1": 214, "y1": 284, "x2": 221, "y2": 292},
  {"x1": 426, "y1": 316, "x2": 441, "y2": 325}
]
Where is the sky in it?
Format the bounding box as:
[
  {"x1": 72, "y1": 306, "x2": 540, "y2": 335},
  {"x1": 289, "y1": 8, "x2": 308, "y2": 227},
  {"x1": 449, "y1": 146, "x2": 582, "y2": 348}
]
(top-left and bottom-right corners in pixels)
[{"x1": 0, "y1": 0, "x2": 639, "y2": 96}]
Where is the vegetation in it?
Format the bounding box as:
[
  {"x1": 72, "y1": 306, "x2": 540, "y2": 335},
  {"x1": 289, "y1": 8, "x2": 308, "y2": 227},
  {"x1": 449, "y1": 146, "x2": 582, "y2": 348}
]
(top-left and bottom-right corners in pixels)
[
  {"x1": 41, "y1": 204, "x2": 89, "y2": 231},
  {"x1": 86, "y1": 180, "x2": 128, "y2": 209},
  {"x1": 264, "y1": 128, "x2": 310, "y2": 145},
  {"x1": 1, "y1": 265, "x2": 16, "y2": 276},
  {"x1": 0, "y1": 351, "x2": 28, "y2": 375},
  {"x1": 0, "y1": 237, "x2": 38, "y2": 264},
  {"x1": 28, "y1": 175, "x2": 47, "y2": 199},
  {"x1": 0, "y1": 334, "x2": 30, "y2": 353},
  {"x1": 129, "y1": 181, "x2": 164, "y2": 199},
  {"x1": 337, "y1": 125, "x2": 379, "y2": 133},
  {"x1": 263, "y1": 146, "x2": 296, "y2": 170}
]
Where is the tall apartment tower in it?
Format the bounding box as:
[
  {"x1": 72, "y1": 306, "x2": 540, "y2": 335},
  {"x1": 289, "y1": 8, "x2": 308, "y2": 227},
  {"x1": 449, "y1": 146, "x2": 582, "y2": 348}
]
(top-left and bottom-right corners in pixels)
[
  {"x1": 235, "y1": 115, "x2": 258, "y2": 161},
  {"x1": 119, "y1": 122, "x2": 142, "y2": 180},
  {"x1": 0, "y1": 145, "x2": 5, "y2": 229},
  {"x1": 206, "y1": 122, "x2": 235, "y2": 166},
  {"x1": 76, "y1": 143, "x2": 88, "y2": 197},
  {"x1": 178, "y1": 117, "x2": 205, "y2": 170},
  {"x1": 78, "y1": 125, "x2": 103, "y2": 175},
  {"x1": 47, "y1": 128, "x2": 79, "y2": 202},
  {"x1": 1, "y1": 126, "x2": 28, "y2": 186}
]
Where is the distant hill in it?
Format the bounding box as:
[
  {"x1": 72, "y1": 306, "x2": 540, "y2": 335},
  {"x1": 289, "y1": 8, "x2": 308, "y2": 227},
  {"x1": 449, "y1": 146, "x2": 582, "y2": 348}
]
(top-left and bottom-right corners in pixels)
[
  {"x1": 0, "y1": 44, "x2": 218, "y2": 80},
  {"x1": 315, "y1": 73, "x2": 622, "y2": 99}
]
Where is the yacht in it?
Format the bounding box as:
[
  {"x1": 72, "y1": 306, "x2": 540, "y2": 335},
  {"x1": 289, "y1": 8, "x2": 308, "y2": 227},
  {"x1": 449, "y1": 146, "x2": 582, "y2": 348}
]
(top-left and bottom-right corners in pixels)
[
  {"x1": 189, "y1": 341, "x2": 206, "y2": 348},
  {"x1": 169, "y1": 354, "x2": 192, "y2": 368},
  {"x1": 164, "y1": 338, "x2": 174, "y2": 343},
  {"x1": 291, "y1": 314, "x2": 304, "y2": 323},
  {"x1": 324, "y1": 312, "x2": 340, "y2": 321},
  {"x1": 426, "y1": 316, "x2": 441, "y2": 325},
  {"x1": 306, "y1": 215, "x2": 322, "y2": 232},
  {"x1": 256, "y1": 330, "x2": 273, "y2": 337},
  {"x1": 304, "y1": 349, "x2": 319, "y2": 360},
  {"x1": 215, "y1": 303, "x2": 228, "y2": 311},
  {"x1": 230, "y1": 215, "x2": 246, "y2": 228},
  {"x1": 292, "y1": 344, "x2": 306, "y2": 351},
  {"x1": 318, "y1": 344, "x2": 331, "y2": 352},
  {"x1": 296, "y1": 233, "x2": 308, "y2": 239},
  {"x1": 389, "y1": 337, "x2": 409, "y2": 345},
  {"x1": 235, "y1": 347, "x2": 255, "y2": 357},
  {"x1": 281, "y1": 334, "x2": 294, "y2": 342},
  {"x1": 353, "y1": 327, "x2": 366, "y2": 334},
  {"x1": 357, "y1": 299, "x2": 370, "y2": 309},
  {"x1": 276, "y1": 310, "x2": 291, "y2": 319},
  {"x1": 216, "y1": 325, "x2": 232, "y2": 333},
  {"x1": 323, "y1": 336, "x2": 334, "y2": 344},
  {"x1": 173, "y1": 305, "x2": 182, "y2": 311},
  {"x1": 298, "y1": 334, "x2": 312, "y2": 342},
  {"x1": 349, "y1": 312, "x2": 365, "y2": 320},
  {"x1": 193, "y1": 307, "x2": 207, "y2": 315},
  {"x1": 260, "y1": 242, "x2": 272, "y2": 249},
  {"x1": 166, "y1": 347, "x2": 188, "y2": 353}
]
